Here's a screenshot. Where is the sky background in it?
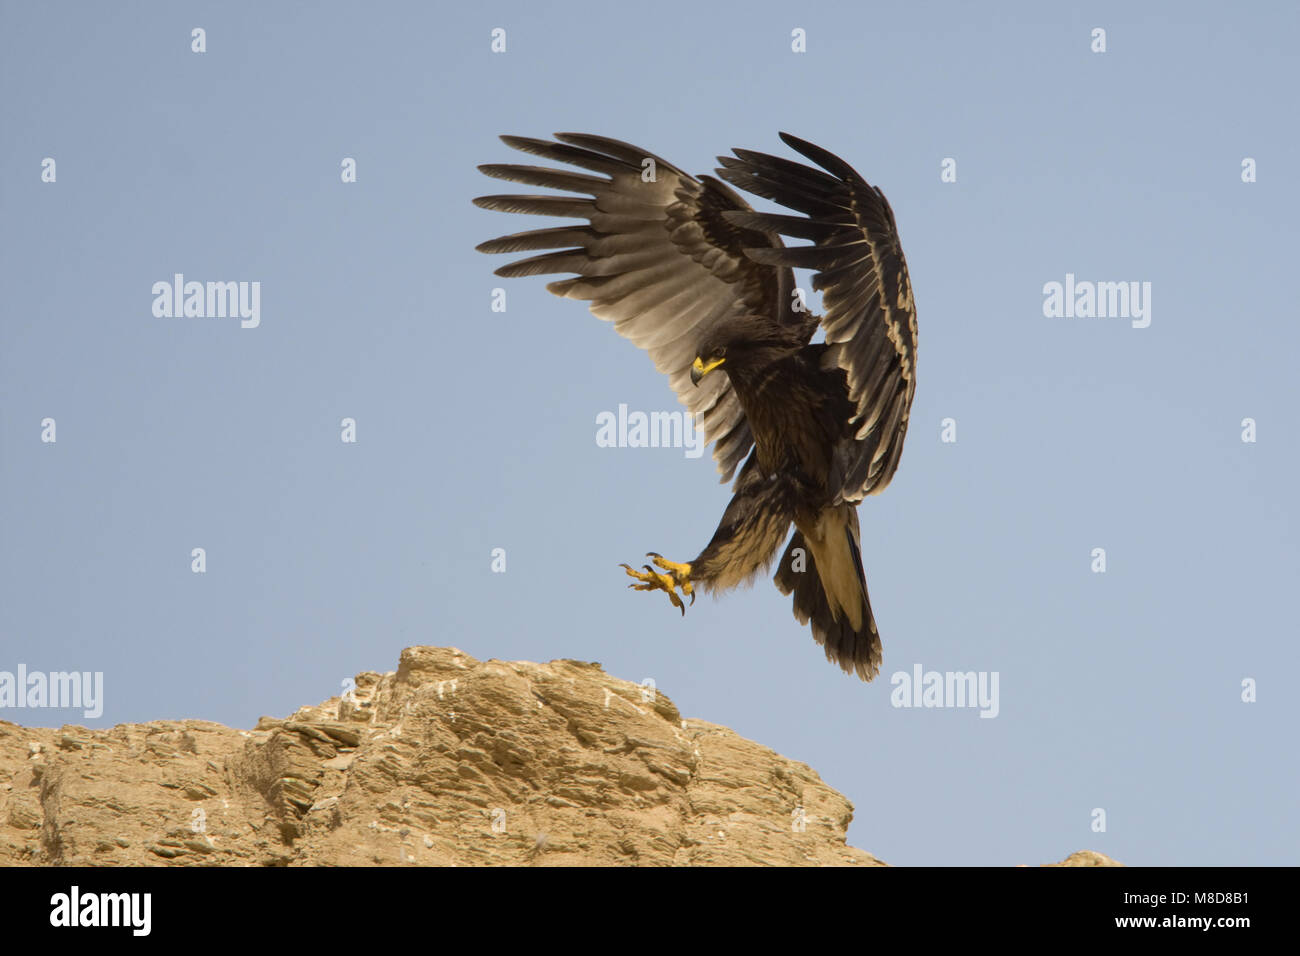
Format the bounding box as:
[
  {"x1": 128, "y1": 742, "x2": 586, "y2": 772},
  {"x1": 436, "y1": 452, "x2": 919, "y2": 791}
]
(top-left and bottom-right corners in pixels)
[{"x1": 1, "y1": 1, "x2": 1296, "y2": 866}]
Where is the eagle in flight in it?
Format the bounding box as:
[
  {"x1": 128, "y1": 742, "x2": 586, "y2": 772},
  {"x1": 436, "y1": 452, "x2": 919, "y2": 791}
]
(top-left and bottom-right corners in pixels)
[{"x1": 474, "y1": 133, "x2": 917, "y2": 681}]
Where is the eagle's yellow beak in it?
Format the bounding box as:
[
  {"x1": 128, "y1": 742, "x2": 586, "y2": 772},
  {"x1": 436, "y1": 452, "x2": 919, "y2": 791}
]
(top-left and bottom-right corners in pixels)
[{"x1": 690, "y1": 355, "x2": 726, "y2": 386}]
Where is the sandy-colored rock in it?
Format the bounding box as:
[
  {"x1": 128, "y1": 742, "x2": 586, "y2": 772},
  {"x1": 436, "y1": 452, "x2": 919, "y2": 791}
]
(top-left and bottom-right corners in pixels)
[
  {"x1": 0, "y1": 646, "x2": 1118, "y2": 867},
  {"x1": 0, "y1": 647, "x2": 883, "y2": 866},
  {"x1": 1043, "y1": 850, "x2": 1123, "y2": 866}
]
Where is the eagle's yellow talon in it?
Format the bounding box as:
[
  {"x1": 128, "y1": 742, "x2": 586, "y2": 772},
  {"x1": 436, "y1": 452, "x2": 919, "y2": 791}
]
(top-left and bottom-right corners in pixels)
[
  {"x1": 647, "y1": 552, "x2": 694, "y2": 600},
  {"x1": 620, "y1": 554, "x2": 693, "y2": 615}
]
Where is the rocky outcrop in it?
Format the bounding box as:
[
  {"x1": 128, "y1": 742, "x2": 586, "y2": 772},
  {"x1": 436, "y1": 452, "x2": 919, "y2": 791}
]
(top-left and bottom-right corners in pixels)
[
  {"x1": 0, "y1": 647, "x2": 883, "y2": 866},
  {"x1": 0, "y1": 646, "x2": 1120, "y2": 867}
]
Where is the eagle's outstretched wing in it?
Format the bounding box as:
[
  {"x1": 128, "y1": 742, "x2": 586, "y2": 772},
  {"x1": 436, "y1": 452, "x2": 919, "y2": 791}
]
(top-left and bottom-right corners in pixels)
[
  {"x1": 716, "y1": 133, "x2": 918, "y2": 503},
  {"x1": 474, "y1": 133, "x2": 801, "y2": 483}
]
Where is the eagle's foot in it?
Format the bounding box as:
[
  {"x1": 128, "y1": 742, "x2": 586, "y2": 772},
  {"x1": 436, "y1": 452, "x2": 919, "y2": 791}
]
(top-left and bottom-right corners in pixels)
[{"x1": 619, "y1": 553, "x2": 695, "y2": 615}]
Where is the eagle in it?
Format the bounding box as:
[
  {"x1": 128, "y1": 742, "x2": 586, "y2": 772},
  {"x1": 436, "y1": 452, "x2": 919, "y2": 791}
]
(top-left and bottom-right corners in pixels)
[{"x1": 474, "y1": 133, "x2": 917, "y2": 681}]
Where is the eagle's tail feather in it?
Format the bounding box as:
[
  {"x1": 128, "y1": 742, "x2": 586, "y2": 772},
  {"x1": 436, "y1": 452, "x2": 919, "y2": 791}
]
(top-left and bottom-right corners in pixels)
[{"x1": 774, "y1": 513, "x2": 882, "y2": 681}]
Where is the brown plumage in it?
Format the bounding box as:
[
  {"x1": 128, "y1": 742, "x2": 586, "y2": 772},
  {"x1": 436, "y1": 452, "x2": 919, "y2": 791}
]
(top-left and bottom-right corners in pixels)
[{"x1": 474, "y1": 132, "x2": 917, "y2": 681}]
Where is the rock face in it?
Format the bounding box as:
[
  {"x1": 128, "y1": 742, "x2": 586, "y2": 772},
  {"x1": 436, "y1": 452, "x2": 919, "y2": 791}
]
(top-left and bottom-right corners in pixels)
[
  {"x1": 0, "y1": 647, "x2": 883, "y2": 866},
  {"x1": 0, "y1": 646, "x2": 1119, "y2": 867}
]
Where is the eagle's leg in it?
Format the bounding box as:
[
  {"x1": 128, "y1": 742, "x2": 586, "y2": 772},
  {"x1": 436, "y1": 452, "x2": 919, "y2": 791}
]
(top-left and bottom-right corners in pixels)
[{"x1": 619, "y1": 456, "x2": 793, "y2": 615}]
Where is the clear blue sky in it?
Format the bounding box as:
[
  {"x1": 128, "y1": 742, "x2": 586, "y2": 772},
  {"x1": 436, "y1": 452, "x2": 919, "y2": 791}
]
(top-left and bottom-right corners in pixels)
[{"x1": 1, "y1": 1, "x2": 1296, "y2": 866}]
